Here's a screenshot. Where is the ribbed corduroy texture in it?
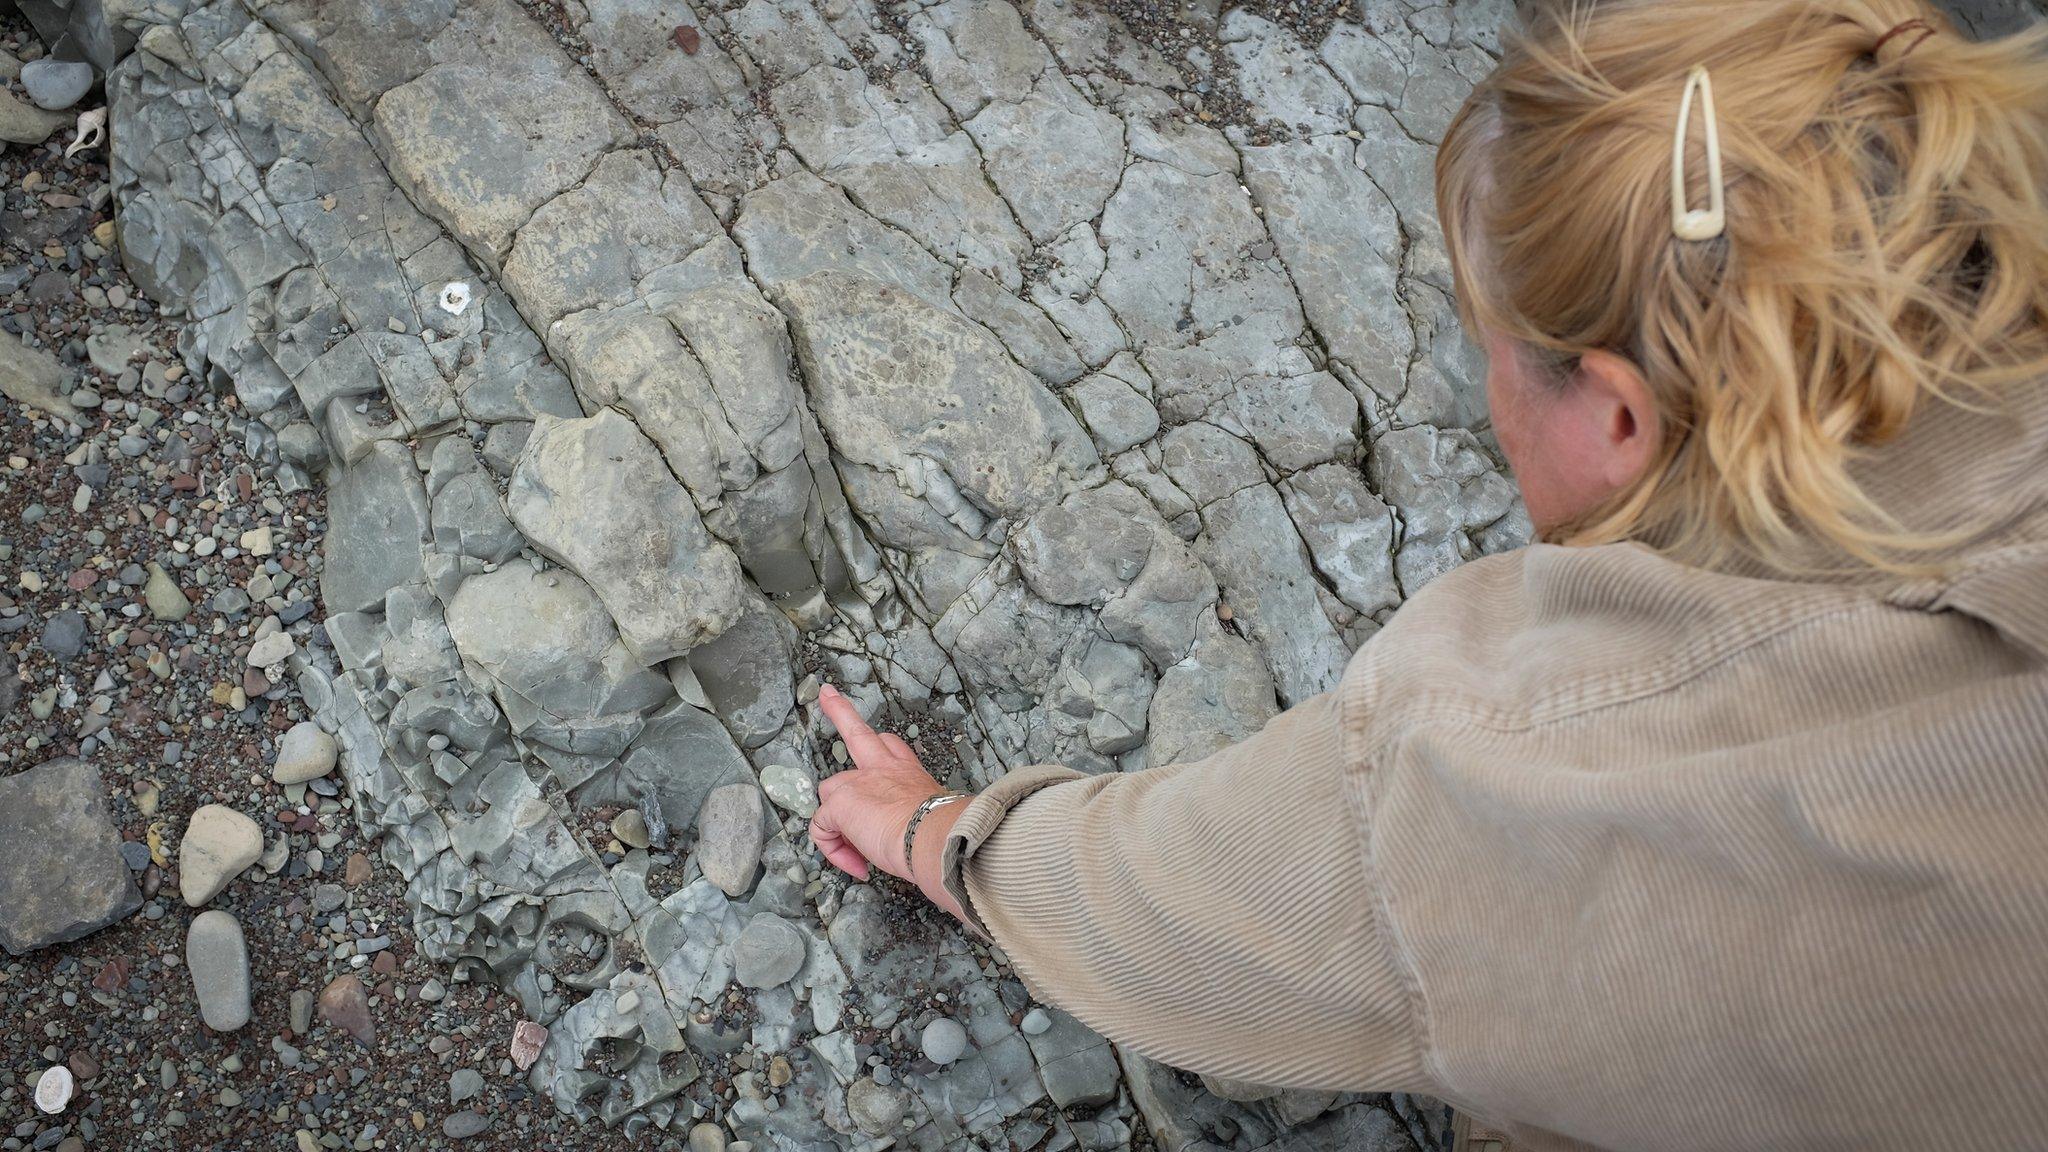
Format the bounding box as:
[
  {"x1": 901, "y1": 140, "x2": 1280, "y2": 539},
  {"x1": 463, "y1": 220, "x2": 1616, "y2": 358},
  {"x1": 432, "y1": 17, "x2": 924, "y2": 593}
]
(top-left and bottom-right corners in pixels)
[{"x1": 942, "y1": 386, "x2": 2048, "y2": 1151}]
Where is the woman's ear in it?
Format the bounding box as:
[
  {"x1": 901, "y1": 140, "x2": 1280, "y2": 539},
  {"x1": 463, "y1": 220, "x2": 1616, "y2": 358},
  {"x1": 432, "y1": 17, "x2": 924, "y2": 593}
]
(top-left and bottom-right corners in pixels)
[{"x1": 1571, "y1": 351, "x2": 1664, "y2": 490}]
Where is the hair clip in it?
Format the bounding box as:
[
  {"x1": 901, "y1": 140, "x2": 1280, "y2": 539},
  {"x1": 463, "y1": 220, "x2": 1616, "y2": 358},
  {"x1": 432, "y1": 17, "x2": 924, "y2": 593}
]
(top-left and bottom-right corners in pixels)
[{"x1": 1670, "y1": 65, "x2": 1725, "y2": 242}]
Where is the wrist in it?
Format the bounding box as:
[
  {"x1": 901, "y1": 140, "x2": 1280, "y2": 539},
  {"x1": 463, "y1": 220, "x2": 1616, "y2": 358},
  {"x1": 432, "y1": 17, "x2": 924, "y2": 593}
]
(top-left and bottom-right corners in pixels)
[{"x1": 908, "y1": 795, "x2": 972, "y2": 920}]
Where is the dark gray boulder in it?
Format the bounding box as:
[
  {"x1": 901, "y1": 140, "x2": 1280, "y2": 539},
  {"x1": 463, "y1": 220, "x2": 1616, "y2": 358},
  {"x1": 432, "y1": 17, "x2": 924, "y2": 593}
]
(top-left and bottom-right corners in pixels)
[{"x1": 0, "y1": 758, "x2": 141, "y2": 955}]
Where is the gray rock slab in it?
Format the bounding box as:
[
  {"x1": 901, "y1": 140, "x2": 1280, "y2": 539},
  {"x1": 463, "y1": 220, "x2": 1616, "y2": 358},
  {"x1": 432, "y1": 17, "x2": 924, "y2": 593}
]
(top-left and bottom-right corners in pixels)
[
  {"x1": 0, "y1": 758, "x2": 140, "y2": 955},
  {"x1": 321, "y1": 440, "x2": 429, "y2": 615},
  {"x1": 370, "y1": 0, "x2": 631, "y2": 266},
  {"x1": 508, "y1": 409, "x2": 748, "y2": 665},
  {"x1": 186, "y1": 910, "x2": 252, "y2": 1032},
  {"x1": 1023, "y1": 1007, "x2": 1119, "y2": 1109},
  {"x1": 780, "y1": 270, "x2": 1097, "y2": 537}
]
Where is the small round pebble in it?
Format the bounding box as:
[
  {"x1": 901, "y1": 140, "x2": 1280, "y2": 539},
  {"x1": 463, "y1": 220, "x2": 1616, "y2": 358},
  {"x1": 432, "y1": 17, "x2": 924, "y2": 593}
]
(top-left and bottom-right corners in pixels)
[{"x1": 921, "y1": 1017, "x2": 968, "y2": 1065}]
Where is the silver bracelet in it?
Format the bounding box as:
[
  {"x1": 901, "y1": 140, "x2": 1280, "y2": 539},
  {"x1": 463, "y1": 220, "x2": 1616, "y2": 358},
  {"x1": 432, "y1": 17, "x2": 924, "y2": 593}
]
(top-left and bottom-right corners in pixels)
[{"x1": 901, "y1": 793, "x2": 969, "y2": 878}]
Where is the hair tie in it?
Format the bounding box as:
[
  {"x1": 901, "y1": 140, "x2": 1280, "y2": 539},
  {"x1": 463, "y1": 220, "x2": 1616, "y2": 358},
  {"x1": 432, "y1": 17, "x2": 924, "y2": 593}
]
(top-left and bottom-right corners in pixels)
[
  {"x1": 1671, "y1": 66, "x2": 1725, "y2": 242},
  {"x1": 1871, "y1": 18, "x2": 1935, "y2": 61}
]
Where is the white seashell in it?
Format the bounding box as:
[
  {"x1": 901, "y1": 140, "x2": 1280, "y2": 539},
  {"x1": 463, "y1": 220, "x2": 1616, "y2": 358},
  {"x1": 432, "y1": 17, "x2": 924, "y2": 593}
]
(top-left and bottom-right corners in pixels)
[
  {"x1": 64, "y1": 108, "x2": 107, "y2": 161},
  {"x1": 35, "y1": 1065, "x2": 73, "y2": 1114},
  {"x1": 438, "y1": 281, "x2": 472, "y2": 316}
]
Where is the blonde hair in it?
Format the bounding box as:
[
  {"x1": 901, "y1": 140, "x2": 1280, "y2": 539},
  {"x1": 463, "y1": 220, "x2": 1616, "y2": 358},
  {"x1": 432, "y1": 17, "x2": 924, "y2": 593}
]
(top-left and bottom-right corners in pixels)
[{"x1": 1437, "y1": 0, "x2": 2048, "y2": 574}]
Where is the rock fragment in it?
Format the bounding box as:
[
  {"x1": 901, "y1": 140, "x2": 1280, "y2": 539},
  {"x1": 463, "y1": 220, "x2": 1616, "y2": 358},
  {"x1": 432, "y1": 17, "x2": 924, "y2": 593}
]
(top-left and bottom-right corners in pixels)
[
  {"x1": 272, "y1": 721, "x2": 337, "y2": 784},
  {"x1": 694, "y1": 783, "x2": 765, "y2": 897},
  {"x1": 733, "y1": 913, "x2": 806, "y2": 989},
  {"x1": 0, "y1": 758, "x2": 139, "y2": 954},
  {"x1": 186, "y1": 910, "x2": 252, "y2": 1032},
  {"x1": 179, "y1": 805, "x2": 262, "y2": 907},
  {"x1": 318, "y1": 974, "x2": 374, "y2": 1046}
]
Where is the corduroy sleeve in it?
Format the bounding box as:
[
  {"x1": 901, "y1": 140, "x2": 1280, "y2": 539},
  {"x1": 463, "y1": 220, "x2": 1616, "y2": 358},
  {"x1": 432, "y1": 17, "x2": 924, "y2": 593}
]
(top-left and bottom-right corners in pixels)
[{"x1": 938, "y1": 691, "x2": 1430, "y2": 1093}]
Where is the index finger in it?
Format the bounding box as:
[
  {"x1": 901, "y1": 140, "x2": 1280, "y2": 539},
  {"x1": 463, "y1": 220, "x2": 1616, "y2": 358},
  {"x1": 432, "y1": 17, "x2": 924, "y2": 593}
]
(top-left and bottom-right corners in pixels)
[{"x1": 817, "y1": 683, "x2": 890, "y2": 768}]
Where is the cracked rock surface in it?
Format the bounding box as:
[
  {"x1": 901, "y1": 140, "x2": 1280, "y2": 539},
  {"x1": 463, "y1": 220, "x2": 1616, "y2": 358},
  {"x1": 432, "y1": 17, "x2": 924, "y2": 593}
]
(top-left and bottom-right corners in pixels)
[{"x1": 101, "y1": 0, "x2": 1541, "y2": 1145}]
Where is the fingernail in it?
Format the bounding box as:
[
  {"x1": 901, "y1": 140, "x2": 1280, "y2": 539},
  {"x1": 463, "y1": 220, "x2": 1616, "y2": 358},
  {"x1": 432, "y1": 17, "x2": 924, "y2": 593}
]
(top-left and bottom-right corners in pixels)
[{"x1": 819, "y1": 682, "x2": 839, "y2": 698}]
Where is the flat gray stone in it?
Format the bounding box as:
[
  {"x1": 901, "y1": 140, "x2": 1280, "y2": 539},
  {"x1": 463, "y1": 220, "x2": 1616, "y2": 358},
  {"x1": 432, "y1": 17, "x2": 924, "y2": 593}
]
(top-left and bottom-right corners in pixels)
[
  {"x1": 186, "y1": 910, "x2": 252, "y2": 1031},
  {"x1": 321, "y1": 440, "x2": 429, "y2": 615},
  {"x1": 732, "y1": 912, "x2": 806, "y2": 989},
  {"x1": 0, "y1": 758, "x2": 140, "y2": 955},
  {"x1": 694, "y1": 782, "x2": 765, "y2": 898}
]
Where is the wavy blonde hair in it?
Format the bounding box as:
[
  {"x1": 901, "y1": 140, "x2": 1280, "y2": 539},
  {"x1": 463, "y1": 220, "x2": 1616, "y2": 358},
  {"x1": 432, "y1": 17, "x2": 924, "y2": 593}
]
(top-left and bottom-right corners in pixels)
[{"x1": 1437, "y1": 0, "x2": 2048, "y2": 574}]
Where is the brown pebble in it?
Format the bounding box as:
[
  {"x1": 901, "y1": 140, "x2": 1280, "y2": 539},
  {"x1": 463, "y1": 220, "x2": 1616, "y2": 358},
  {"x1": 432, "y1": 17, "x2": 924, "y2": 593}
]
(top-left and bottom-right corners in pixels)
[
  {"x1": 372, "y1": 951, "x2": 398, "y2": 976},
  {"x1": 67, "y1": 1051, "x2": 100, "y2": 1081},
  {"x1": 317, "y1": 974, "x2": 375, "y2": 1046},
  {"x1": 344, "y1": 852, "x2": 372, "y2": 888}
]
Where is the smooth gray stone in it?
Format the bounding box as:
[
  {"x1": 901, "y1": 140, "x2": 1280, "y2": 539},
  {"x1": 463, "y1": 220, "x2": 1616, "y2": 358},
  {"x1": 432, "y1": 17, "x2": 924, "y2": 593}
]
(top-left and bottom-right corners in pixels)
[
  {"x1": 732, "y1": 913, "x2": 806, "y2": 990},
  {"x1": 693, "y1": 783, "x2": 765, "y2": 898},
  {"x1": 0, "y1": 758, "x2": 141, "y2": 954},
  {"x1": 186, "y1": 910, "x2": 252, "y2": 1031}
]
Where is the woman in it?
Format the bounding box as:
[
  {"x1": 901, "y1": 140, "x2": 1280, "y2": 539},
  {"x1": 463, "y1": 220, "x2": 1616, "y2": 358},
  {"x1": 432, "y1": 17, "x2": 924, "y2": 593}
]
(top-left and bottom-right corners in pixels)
[{"x1": 808, "y1": 2, "x2": 2048, "y2": 1149}]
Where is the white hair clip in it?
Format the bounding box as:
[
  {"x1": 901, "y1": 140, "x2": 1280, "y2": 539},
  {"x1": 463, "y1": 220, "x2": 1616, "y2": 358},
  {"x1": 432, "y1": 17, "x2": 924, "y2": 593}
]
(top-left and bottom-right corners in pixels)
[{"x1": 1670, "y1": 65, "x2": 1725, "y2": 241}]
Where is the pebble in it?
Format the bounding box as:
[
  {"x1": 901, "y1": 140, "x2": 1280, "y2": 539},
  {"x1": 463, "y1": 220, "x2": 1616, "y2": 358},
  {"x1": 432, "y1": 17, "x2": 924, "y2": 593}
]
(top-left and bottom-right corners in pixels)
[
  {"x1": 443, "y1": 1111, "x2": 492, "y2": 1139},
  {"x1": 178, "y1": 805, "x2": 263, "y2": 906},
  {"x1": 449, "y1": 1068, "x2": 483, "y2": 1105},
  {"x1": 185, "y1": 910, "x2": 252, "y2": 1032},
  {"x1": 317, "y1": 974, "x2": 375, "y2": 1045},
  {"x1": 38, "y1": 610, "x2": 85, "y2": 659},
  {"x1": 418, "y1": 978, "x2": 447, "y2": 1002},
  {"x1": 921, "y1": 1017, "x2": 968, "y2": 1065},
  {"x1": 20, "y1": 58, "x2": 93, "y2": 110},
  {"x1": 289, "y1": 989, "x2": 315, "y2": 1035},
  {"x1": 845, "y1": 1077, "x2": 905, "y2": 1136},
  {"x1": 611, "y1": 807, "x2": 649, "y2": 850},
  {"x1": 759, "y1": 762, "x2": 819, "y2": 818},
  {"x1": 144, "y1": 561, "x2": 190, "y2": 619},
  {"x1": 510, "y1": 1020, "x2": 548, "y2": 1070},
  {"x1": 695, "y1": 783, "x2": 766, "y2": 897},
  {"x1": 733, "y1": 913, "x2": 807, "y2": 989},
  {"x1": 118, "y1": 840, "x2": 152, "y2": 871},
  {"x1": 245, "y1": 630, "x2": 294, "y2": 667},
  {"x1": 688, "y1": 1122, "x2": 729, "y2": 1152},
  {"x1": 271, "y1": 721, "x2": 337, "y2": 783},
  {"x1": 1021, "y1": 1007, "x2": 1052, "y2": 1036}
]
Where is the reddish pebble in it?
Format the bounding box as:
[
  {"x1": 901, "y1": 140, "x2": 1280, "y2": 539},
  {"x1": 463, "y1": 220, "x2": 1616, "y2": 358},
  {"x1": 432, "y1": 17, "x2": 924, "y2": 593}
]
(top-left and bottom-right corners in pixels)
[
  {"x1": 67, "y1": 567, "x2": 98, "y2": 591},
  {"x1": 91, "y1": 958, "x2": 130, "y2": 994},
  {"x1": 344, "y1": 852, "x2": 371, "y2": 888},
  {"x1": 317, "y1": 974, "x2": 375, "y2": 1046},
  {"x1": 511, "y1": 1020, "x2": 548, "y2": 1070},
  {"x1": 372, "y1": 951, "x2": 398, "y2": 975},
  {"x1": 235, "y1": 473, "x2": 254, "y2": 500},
  {"x1": 672, "y1": 24, "x2": 701, "y2": 53}
]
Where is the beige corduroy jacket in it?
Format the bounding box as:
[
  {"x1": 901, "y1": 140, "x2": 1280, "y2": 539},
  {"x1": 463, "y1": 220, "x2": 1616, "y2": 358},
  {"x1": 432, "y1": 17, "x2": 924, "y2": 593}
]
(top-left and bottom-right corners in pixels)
[{"x1": 942, "y1": 385, "x2": 2048, "y2": 1152}]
